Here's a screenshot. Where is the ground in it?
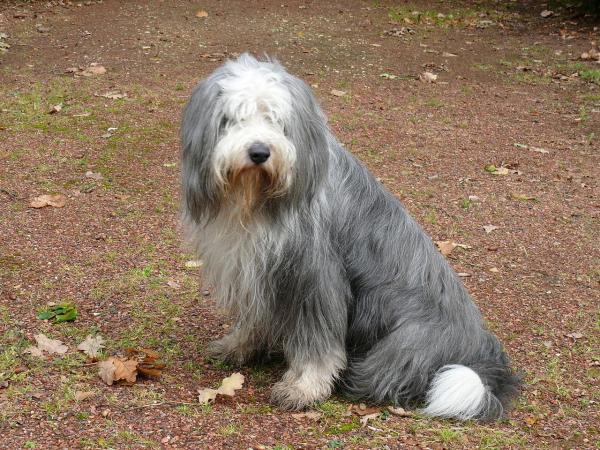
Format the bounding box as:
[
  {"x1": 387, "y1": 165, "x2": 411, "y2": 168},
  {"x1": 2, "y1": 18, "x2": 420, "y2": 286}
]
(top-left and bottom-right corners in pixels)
[{"x1": 0, "y1": 0, "x2": 598, "y2": 449}]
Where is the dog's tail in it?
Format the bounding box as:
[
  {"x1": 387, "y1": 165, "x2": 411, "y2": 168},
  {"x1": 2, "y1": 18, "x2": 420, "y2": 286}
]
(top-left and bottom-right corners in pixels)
[{"x1": 421, "y1": 363, "x2": 520, "y2": 421}]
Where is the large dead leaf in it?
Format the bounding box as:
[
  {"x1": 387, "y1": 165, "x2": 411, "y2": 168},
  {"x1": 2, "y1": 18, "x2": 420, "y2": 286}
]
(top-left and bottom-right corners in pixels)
[
  {"x1": 77, "y1": 335, "x2": 105, "y2": 358},
  {"x1": 198, "y1": 372, "x2": 245, "y2": 404},
  {"x1": 25, "y1": 333, "x2": 68, "y2": 357},
  {"x1": 30, "y1": 194, "x2": 66, "y2": 208},
  {"x1": 98, "y1": 357, "x2": 138, "y2": 385}
]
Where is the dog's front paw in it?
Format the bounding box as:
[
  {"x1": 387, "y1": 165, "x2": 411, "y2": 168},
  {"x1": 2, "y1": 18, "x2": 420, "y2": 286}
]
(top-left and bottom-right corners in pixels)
[
  {"x1": 206, "y1": 334, "x2": 250, "y2": 367},
  {"x1": 271, "y1": 371, "x2": 332, "y2": 410}
]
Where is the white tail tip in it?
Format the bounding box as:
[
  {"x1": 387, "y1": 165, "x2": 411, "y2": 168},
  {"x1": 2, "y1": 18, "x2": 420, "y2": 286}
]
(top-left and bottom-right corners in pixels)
[{"x1": 421, "y1": 364, "x2": 496, "y2": 420}]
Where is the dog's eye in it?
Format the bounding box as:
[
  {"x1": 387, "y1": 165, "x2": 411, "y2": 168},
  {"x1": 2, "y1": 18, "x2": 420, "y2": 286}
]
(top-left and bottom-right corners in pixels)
[{"x1": 220, "y1": 116, "x2": 229, "y2": 129}]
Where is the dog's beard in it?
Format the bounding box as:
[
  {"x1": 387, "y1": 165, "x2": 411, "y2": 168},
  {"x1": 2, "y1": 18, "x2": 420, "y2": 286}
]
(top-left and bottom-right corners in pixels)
[{"x1": 224, "y1": 165, "x2": 285, "y2": 219}]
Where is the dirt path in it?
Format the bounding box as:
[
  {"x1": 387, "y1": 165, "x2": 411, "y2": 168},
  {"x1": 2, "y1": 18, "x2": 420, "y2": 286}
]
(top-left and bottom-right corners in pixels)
[{"x1": 1, "y1": 1, "x2": 598, "y2": 449}]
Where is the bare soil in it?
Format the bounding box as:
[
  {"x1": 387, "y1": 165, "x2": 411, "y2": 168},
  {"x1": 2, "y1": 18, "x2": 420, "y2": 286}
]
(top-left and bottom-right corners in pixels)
[{"x1": 0, "y1": 0, "x2": 598, "y2": 449}]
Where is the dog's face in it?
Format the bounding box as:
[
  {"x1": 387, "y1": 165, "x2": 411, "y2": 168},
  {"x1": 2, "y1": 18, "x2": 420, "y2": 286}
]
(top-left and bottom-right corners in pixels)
[
  {"x1": 182, "y1": 54, "x2": 330, "y2": 222},
  {"x1": 212, "y1": 64, "x2": 296, "y2": 210}
]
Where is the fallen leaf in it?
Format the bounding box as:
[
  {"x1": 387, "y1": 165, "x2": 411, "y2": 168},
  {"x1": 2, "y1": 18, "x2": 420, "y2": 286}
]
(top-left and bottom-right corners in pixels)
[
  {"x1": 540, "y1": 10, "x2": 553, "y2": 18},
  {"x1": 435, "y1": 240, "x2": 471, "y2": 256},
  {"x1": 514, "y1": 143, "x2": 549, "y2": 154},
  {"x1": 566, "y1": 332, "x2": 584, "y2": 340},
  {"x1": 74, "y1": 391, "x2": 96, "y2": 402},
  {"x1": 442, "y1": 52, "x2": 457, "y2": 57},
  {"x1": 198, "y1": 372, "x2": 245, "y2": 404},
  {"x1": 380, "y1": 73, "x2": 397, "y2": 80},
  {"x1": 217, "y1": 372, "x2": 244, "y2": 396},
  {"x1": 196, "y1": 10, "x2": 209, "y2": 18},
  {"x1": 483, "y1": 225, "x2": 499, "y2": 234},
  {"x1": 457, "y1": 272, "x2": 471, "y2": 277},
  {"x1": 48, "y1": 104, "x2": 62, "y2": 114},
  {"x1": 85, "y1": 171, "x2": 104, "y2": 180},
  {"x1": 128, "y1": 348, "x2": 166, "y2": 379},
  {"x1": 330, "y1": 89, "x2": 347, "y2": 97},
  {"x1": 30, "y1": 194, "x2": 67, "y2": 208},
  {"x1": 98, "y1": 357, "x2": 138, "y2": 385},
  {"x1": 493, "y1": 167, "x2": 510, "y2": 175},
  {"x1": 197, "y1": 388, "x2": 218, "y2": 404},
  {"x1": 185, "y1": 260, "x2": 203, "y2": 268},
  {"x1": 292, "y1": 411, "x2": 323, "y2": 420},
  {"x1": 360, "y1": 412, "x2": 380, "y2": 427},
  {"x1": 79, "y1": 64, "x2": 106, "y2": 77},
  {"x1": 524, "y1": 415, "x2": 538, "y2": 426},
  {"x1": 352, "y1": 403, "x2": 381, "y2": 416},
  {"x1": 166, "y1": 280, "x2": 181, "y2": 290},
  {"x1": 35, "y1": 24, "x2": 51, "y2": 33},
  {"x1": 99, "y1": 91, "x2": 127, "y2": 100},
  {"x1": 489, "y1": 267, "x2": 500, "y2": 273},
  {"x1": 77, "y1": 335, "x2": 105, "y2": 358},
  {"x1": 436, "y1": 240, "x2": 457, "y2": 256},
  {"x1": 25, "y1": 334, "x2": 69, "y2": 357},
  {"x1": 387, "y1": 406, "x2": 412, "y2": 417},
  {"x1": 419, "y1": 71, "x2": 437, "y2": 83},
  {"x1": 511, "y1": 193, "x2": 536, "y2": 201}
]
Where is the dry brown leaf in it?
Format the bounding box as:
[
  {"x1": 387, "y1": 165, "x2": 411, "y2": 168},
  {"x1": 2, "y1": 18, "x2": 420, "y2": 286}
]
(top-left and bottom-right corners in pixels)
[
  {"x1": 330, "y1": 89, "x2": 347, "y2": 97},
  {"x1": 483, "y1": 225, "x2": 498, "y2": 234},
  {"x1": 81, "y1": 64, "x2": 106, "y2": 76},
  {"x1": 360, "y1": 412, "x2": 380, "y2": 427},
  {"x1": 352, "y1": 403, "x2": 381, "y2": 416},
  {"x1": 29, "y1": 334, "x2": 68, "y2": 356},
  {"x1": 511, "y1": 193, "x2": 536, "y2": 201},
  {"x1": 77, "y1": 334, "x2": 105, "y2": 358},
  {"x1": 74, "y1": 391, "x2": 96, "y2": 402},
  {"x1": 291, "y1": 411, "x2": 323, "y2": 420},
  {"x1": 196, "y1": 10, "x2": 209, "y2": 18},
  {"x1": 98, "y1": 359, "x2": 116, "y2": 385},
  {"x1": 217, "y1": 372, "x2": 244, "y2": 396},
  {"x1": 387, "y1": 405, "x2": 413, "y2": 417},
  {"x1": 48, "y1": 104, "x2": 62, "y2": 114},
  {"x1": 30, "y1": 194, "x2": 67, "y2": 208},
  {"x1": 198, "y1": 372, "x2": 245, "y2": 404},
  {"x1": 99, "y1": 91, "x2": 127, "y2": 99},
  {"x1": 98, "y1": 357, "x2": 138, "y2": 385},
  {"x1": 197, "y1": 388, "x2": 218, "y2": 404},
  {"x1": 419, "y1": 71, "x2": 437, "y2": 83},
  {"x1": 435, "y1": 240, "x2": 471, "y2": 256}
]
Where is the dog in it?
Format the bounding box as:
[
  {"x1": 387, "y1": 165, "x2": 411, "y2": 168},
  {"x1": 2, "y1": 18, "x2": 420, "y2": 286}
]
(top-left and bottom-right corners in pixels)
[{"x1": 181, "y1": 53, "x2": 520, "y2": 420}]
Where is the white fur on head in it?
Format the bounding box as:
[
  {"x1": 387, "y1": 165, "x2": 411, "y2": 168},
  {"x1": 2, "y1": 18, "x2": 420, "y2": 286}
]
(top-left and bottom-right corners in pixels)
[{"x1": 212, "y1": 56, "x2": 297, "y2": 197}]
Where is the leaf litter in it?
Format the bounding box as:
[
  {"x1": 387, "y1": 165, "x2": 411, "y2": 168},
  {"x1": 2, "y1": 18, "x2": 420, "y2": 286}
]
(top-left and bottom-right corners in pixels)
[{"x1": 30, "y1": 194, "x2": 67, "y2": 208}]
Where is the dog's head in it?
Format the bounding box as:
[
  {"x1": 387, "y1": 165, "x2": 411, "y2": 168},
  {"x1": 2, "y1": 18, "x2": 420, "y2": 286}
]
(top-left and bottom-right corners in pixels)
[{"x1": 182, "y1": 53, "x2": 329, "y2": 222}]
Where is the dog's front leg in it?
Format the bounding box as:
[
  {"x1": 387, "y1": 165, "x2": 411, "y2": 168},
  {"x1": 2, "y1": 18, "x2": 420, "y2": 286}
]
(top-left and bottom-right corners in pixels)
[{"x1": 206, "y1": 324, "x2": 261, "y2": 367}]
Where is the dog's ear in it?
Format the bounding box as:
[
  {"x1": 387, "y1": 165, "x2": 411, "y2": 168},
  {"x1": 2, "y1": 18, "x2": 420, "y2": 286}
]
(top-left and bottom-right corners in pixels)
[
  {"x1": 181, "y1": 73, "x2": 225, "y2": 221},
  {"x1": 283, "y1": 76, "x2": 330, "y2": 206}
]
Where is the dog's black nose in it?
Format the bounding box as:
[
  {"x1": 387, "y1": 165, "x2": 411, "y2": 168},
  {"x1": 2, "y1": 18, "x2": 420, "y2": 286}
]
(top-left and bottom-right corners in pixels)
[{"x1": 248, "y1": 142, "x2": 270, "y2": 164}]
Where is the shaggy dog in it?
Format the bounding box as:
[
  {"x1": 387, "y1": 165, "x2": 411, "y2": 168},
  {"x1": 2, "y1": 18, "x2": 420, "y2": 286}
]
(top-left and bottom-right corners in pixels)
[{"x1": 181, "y1": 54, "x2": 519, "y2": 420}]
